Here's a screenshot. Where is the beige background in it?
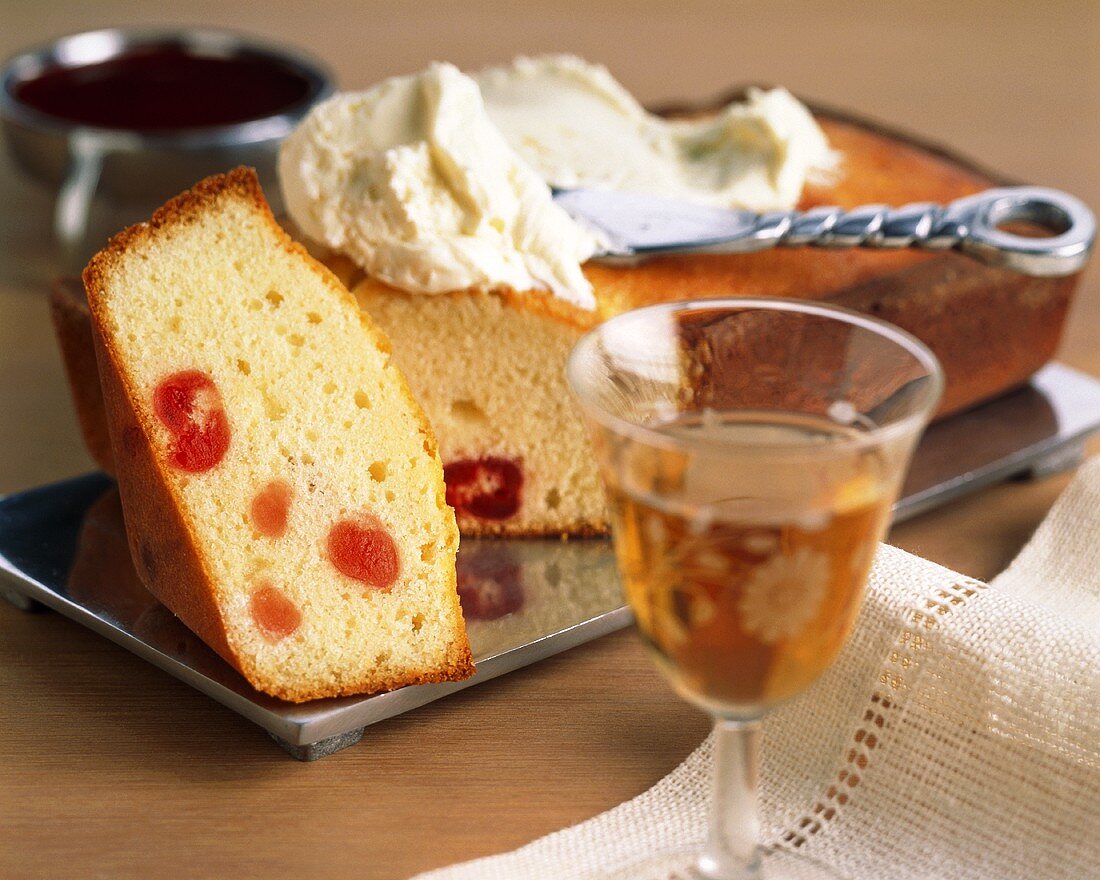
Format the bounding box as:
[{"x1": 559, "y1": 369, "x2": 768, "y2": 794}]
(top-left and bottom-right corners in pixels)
[{"x1": 0, "y1": 3, "x2": 1097, "y2": 878}]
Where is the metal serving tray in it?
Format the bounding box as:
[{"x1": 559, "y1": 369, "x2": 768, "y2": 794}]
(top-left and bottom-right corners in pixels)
[{"x1": 2, "y1": 362, "x2": 1099, "y2": 760}]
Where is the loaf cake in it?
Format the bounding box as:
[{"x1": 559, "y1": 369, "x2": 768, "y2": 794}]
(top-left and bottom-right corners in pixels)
[
  {"x1": 273, "y1": 56, "x2": 1076, "y2": 537},
  {"x1": 346, "y1": 113, "x2": 1075, "y2": 536},
  {"x1": 82, "y1": 168, "x2": 473, "y2": 702}
]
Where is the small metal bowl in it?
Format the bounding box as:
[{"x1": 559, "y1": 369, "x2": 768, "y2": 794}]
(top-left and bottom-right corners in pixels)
[{"x1": 0, "y1": 27, "x2": 334, "y2": 260}]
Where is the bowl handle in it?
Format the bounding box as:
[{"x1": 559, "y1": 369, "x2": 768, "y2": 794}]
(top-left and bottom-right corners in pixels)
[{"x1": 55, "y1": 133, "x2": 104, "y2": 270}]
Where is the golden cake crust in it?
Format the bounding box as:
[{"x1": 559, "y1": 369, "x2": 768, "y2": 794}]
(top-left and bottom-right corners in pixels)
[{"x1": 84, "y1": 168, "x2": 473, "y2": 701}]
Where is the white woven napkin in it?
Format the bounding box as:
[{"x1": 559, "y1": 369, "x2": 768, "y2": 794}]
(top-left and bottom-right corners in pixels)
[{"x1": 414, "y1": 457, "x2": 1100, "y2": 880}]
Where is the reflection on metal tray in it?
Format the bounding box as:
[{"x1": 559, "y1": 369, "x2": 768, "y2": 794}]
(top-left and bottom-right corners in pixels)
[{"x1": 2, "y1": 362, "x2": 1099, "y2": 760}]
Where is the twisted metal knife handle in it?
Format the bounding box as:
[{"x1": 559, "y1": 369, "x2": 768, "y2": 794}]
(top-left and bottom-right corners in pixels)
[{"x1": 760, "y1": 187, "x2": 1094, "y2": 277}]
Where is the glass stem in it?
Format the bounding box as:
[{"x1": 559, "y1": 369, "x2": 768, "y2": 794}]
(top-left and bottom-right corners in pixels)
[{"x1": 696, "y1": 717, "x2": 762, "y2": 880}]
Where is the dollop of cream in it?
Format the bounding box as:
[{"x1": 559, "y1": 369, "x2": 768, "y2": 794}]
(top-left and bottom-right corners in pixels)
[
  {"x1": 476, "y1": 55, "x2": 836, "y2": 213},
  {"x1": 279, "y1": 62, "x2": 601, "y2": 309},
  {"x1": 280, "y1": 56, "x2": 836, "y2": 309}
]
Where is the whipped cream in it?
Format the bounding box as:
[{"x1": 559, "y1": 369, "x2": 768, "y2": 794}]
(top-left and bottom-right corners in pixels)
[
  {"x1": 279, "y1": 63, "x2": 600, "y2": 309},
  {"x1": 476, "y1": 55, "x2": 836, "y2": 213},
  {"x1": 279, "y1": 56, "x2": 835, "y2": 309}
]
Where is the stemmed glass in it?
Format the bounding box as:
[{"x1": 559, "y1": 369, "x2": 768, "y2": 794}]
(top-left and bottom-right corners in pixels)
[{"x1": 567, "y1": 298, "x2": 942, "y2": 879}]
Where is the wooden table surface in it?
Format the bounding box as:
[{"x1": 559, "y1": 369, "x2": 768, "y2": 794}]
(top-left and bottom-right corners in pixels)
[{"x1": 1, "y1": 3, "x2": 1097, "y2": 878}]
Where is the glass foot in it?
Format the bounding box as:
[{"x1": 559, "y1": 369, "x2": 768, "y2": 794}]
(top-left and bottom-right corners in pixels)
[
  {"x1": 696, "y1": 848, "x2": 847, "y2": 880},
  {"x1": 605, "y1": 847, "x2": 847, "y2": 880}
]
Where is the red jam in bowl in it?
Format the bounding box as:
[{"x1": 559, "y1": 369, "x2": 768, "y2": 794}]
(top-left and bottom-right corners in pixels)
[{"x1": 13, "y1": 47, "x2": 313, "y2": 130}]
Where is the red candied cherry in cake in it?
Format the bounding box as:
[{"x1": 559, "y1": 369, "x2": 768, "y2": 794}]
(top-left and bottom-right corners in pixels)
[
  {"x1": 327, "y1": 516, "x2": 400, "y2": 590},
  {"x1": 249, "y1": 581, "x2": 301, "y2": 642},
  {"x1": 153, "y1": 370, "x2": 230, "y2": 472},
  {"x1": 455, "y1": 547, "x2": 525, "y2": 620},
  {"x1": 444, "y1": 457, "x2": 523, "y2": 521},
  {"x1": 251, "y1": 479, "x2": 293, "y2": 538}
]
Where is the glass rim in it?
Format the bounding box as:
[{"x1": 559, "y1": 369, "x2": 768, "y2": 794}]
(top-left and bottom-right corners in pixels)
[{"x1": 566, "y1": 296, "x2": 946, "y2": 456}]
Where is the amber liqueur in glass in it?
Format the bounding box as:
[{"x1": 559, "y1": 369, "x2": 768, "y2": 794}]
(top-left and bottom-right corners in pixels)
[{"x1": 607, "y1": 410, "x2": 892, "y2": 716}]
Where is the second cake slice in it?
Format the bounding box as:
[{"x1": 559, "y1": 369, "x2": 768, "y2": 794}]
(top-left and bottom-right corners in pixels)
[{"x1": 83, "y1": 168, "x2": 473, "y2": 702}]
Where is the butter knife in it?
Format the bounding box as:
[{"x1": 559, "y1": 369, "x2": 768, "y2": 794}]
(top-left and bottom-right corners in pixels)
[{"x1": 553, "y1": 186, "x2": 1095, "y2": 278}]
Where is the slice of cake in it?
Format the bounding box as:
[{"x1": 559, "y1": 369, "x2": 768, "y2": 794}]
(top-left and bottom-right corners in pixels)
[{"x1": 83, "y1": 168, "x2": 473, "y2": 702}]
